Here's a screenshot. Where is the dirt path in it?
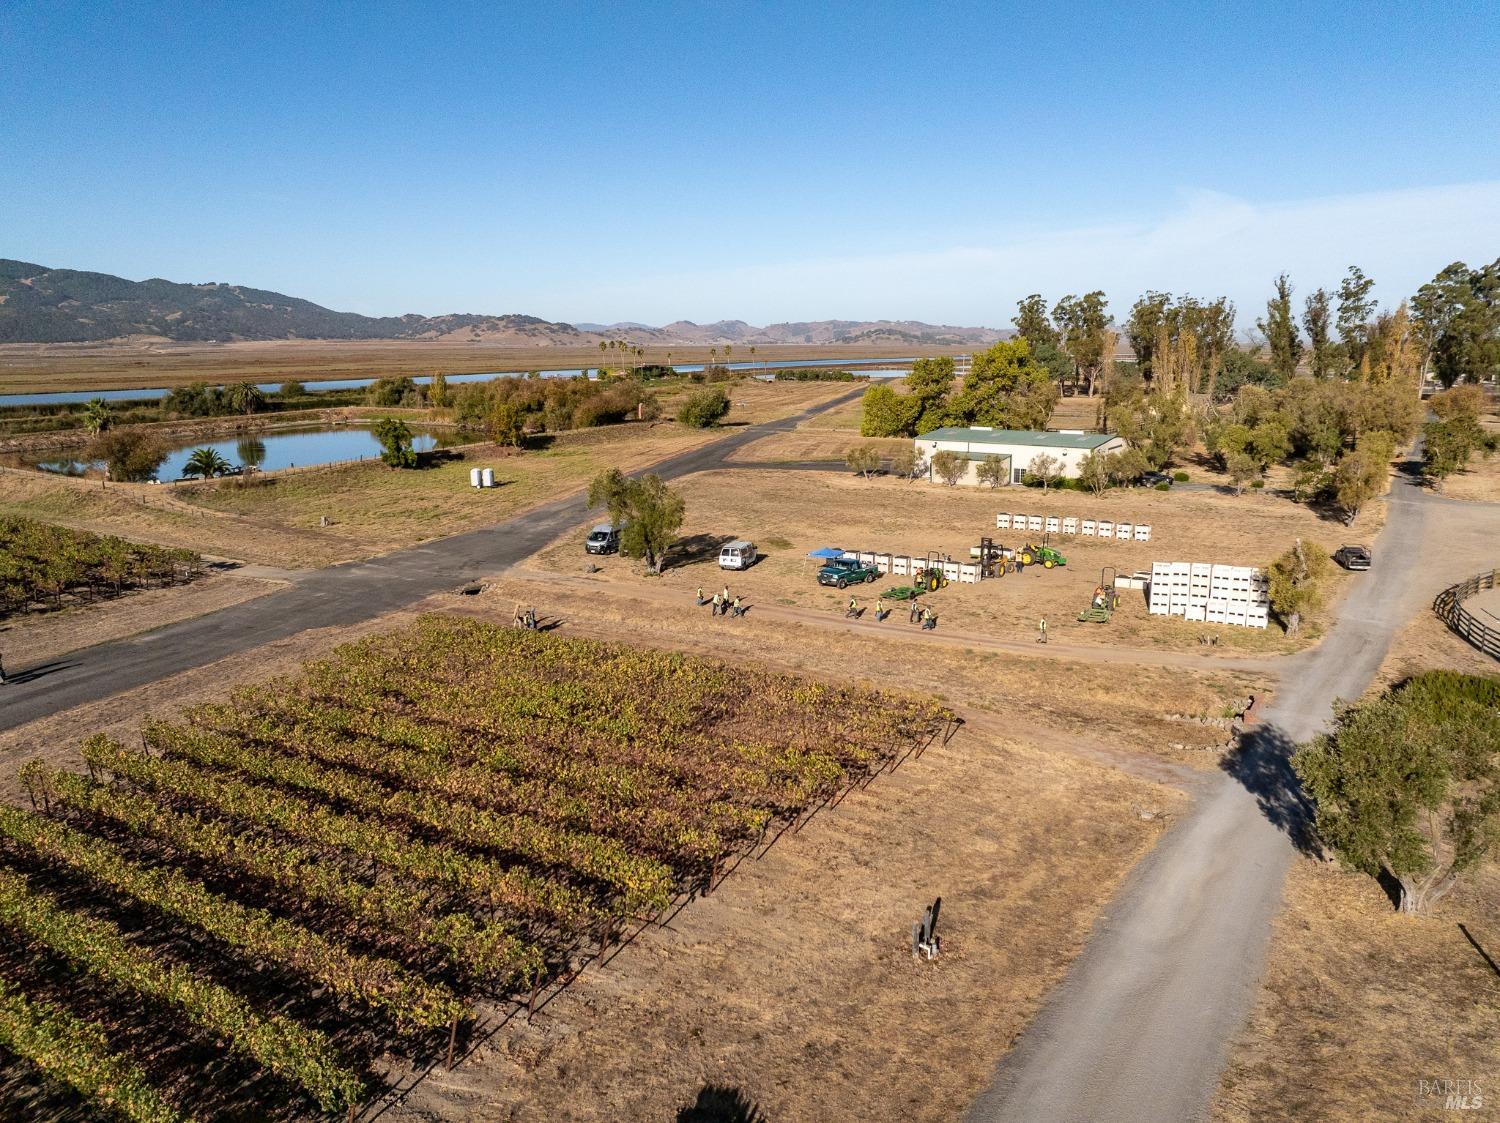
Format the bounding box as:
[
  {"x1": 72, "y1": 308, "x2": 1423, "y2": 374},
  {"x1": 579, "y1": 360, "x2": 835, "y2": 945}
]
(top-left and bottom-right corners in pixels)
[
  {"x1": 965, "y1": 460, "x2": 1500, "y2": 1123},
  {"x1": 508, "y1": 570, "x2": 1280, "y2": 675}
]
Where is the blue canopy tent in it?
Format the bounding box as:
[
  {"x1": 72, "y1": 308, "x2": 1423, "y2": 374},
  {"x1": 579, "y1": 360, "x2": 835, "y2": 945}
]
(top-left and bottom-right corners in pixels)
[{"x1": 806, "y1": 547, "x2": 845, "y2": 559}]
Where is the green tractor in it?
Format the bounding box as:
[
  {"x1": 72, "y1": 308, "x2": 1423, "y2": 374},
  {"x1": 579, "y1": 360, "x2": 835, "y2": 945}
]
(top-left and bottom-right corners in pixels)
[
  {"x1": 1017, "y1": 542, "x2": 1067, "y2": 569},
  {"x1": 911, "y1": 565, "x2": 950, "y2": 593}
]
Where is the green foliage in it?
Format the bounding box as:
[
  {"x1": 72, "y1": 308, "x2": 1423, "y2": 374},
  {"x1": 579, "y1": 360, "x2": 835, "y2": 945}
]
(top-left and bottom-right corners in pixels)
[
  {"x1": 1329, "y1": 430, "x2": 1393, "y2": 523},
  {"x1": 677, "y1": 386, "x2": 730, "y2": 428},
  {"x1": 1173, "y1": 470, "x2": 1189, "y2": 483},
  {"x1": 0, "y1": 863, "x2": 363, "y2": 1112},
  {"x1": 487, "y1": 401, "x2": 526, "y2": 447},
  {"x1": 1301, "y1": 287, "x2": 1337, "y2": 379},
  {"x1": 278, "y1": 380, "x2": 305, "y2": 397},
  {"x1": 1154, "y1": 481, "x2": 1172, "y2": 491},
  {"x1": 1293, "y1": 671, "x2": 1500, "y2": 913},
  {"x1": 975, "y1": 453, "x2": 1008, "y2": 488},
  {"x1": 367, "y1": 376, "x2": 421, "y2": 407},
  {"x1": 428, "y1": 371, "x2": 449, "y2": 408},
  {"x1": 222, "y1": 381, "x2": 266, "y2": 415},
  {"x1": 587, "y1": 469, "x2": 685, "y2": 572},
  {"x1": 0, "y1": 516, "x2": 199, "y2": 617},
  {"x1": 1106, "y1": 388, "x2": 1192, "y2": 470},
  {"x1": 81, "y1": 397, "x2": 111, "y2": 436},
  {"x1": 181, "y1": 446, "x2": 232, "y2": 479},
  {"x1": 946, "y1": 339, "x2": 1058, "y2": 429},
  {"x1": 1258, "y1": 273, "x2": 1303, "y2": 380},
  {"x1": 163, "y1": 381, "x2": 267, "y2": 418},
  {"x1": 844, "y1": 444, "x2": 882, "y2": 478},
  {"x1": 930, "y1": 449, "x2": 964, "y2": 486},
  {"x1": 859, "y1": 384, "x2": 920, "y2": 437},
  {"x1": 86, "y1": 425, "x2": 167, "y2": 481},
  {"x1": 1267, "y1": 538, "x2": 1330, "y2": 634},
  {"x1": 1423, "y1": 415, "x2": 1485, "y2": 485},
  {"x1": 373, "y1": 417, "x2": 417, "y2": 468},
  {"x1": 1413, "y1": 259, "x2": 1500, "y2": 388},
  {"x1": 453, "y1": 373, "x2": 651, "y2": 436},
  {"x1": 1213, "y1": 346, "x2": 1281, "y2": 400},
  {"x1": 1012, "y1": 294, "x2": 1059, "y2": 347},
  {"x1": 1023, "y1": 452, "x2": 1062, "y2": 490},
  {"x1": 1053, "y1": 291, "x2": 1111, "y2": 392},
  {"x1": 888, "y1": 444, "x2": 920, "y2": 481},
  {"x1": 772, "y1": 368, "x2": 859, "y2": 381},
  {"x1": 1336, "y1": 264, "x2": 1378, "y2": 373},
  {"x1": 0, "y1": 975, "x2": 188, "y2": 1123},
  {"x1": 1078, "y1": 449, "x2": 1112, "y2": 495}
]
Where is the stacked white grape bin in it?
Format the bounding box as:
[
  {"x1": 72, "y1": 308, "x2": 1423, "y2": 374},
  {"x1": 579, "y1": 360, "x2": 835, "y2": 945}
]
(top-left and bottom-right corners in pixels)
[{"x1": 1148, "y1": 562, "x2": 1269, "y2": 628}]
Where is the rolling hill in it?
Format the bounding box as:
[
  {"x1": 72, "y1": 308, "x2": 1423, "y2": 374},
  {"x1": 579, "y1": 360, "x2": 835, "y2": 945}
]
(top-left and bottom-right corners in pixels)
[{"x1": 0, "y1": 259, "x2": 1003, "y2": 347}]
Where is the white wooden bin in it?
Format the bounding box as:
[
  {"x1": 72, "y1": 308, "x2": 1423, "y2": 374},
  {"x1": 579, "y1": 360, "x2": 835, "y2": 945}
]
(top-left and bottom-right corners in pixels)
[
  {"x1": 1115, "y1": 522, "x2": 1132, "y2": 540},
  {"x1": 1027, "y1": 515, "x2": 1043, "y2": 533},
  {"x1": 1134, "y1": 524, "x2": 1151, "y2": 541},
  {"x1": 1081, "y1": 519, "x2": 1097, "y2": 537},
  {"x1": 1045, "y1": 516, "x2": 1060, "y2": 534},
  {"x1": 1062, "y1": 517, "x2": 1078, "y2": 534},
  {"x1": 996, "y1": 513, "x2": 1011, "y2": 530},
  {"x1": 892, "y1": 556, "x2": 911, "y2": 577}
]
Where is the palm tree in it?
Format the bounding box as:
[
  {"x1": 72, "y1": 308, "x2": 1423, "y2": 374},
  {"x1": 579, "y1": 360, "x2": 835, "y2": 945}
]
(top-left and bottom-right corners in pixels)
[
  {"x1": 710, "y1": 347, "x2": 718, "y2": 370},
  {"x1": 724, "y1": 345, "x2": 733, "y2": 368},
  {"x1": 749, "y1": 345, "x2": 758, "y2": 373},
  {"x1": 182, "y1": 447, "x2": 232, "y2": 479},
  {"x1": 82, "y1": 398, "x2": 112, "y2": 436}
]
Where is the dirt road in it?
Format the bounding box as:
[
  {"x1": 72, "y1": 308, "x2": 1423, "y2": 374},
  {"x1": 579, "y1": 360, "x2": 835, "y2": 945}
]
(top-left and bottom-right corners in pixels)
[{"x1": 966, "y1": 462, "x2": 1497, "y2": 1123}]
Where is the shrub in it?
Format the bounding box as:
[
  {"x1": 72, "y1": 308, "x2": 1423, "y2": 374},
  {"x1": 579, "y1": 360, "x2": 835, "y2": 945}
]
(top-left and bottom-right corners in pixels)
[
  {"x1": 88, "y1": 427, "x2": 167, "y2": 482},
  {"x1": 1173, "y1": 471, "x2": 1189, "y2": 483},
  {"x1": 1251, "y1": 479, "x2": 1265, "y2": 489},
  {"x1": 678, "y1": 387, "x2": 731, "y2": 428},
  {"x1": 373, "y1": 418, "x2": 417, "y2": 468},
  {"x1": 1154, "y1": 481, "x2": 1171, "y2": 491}
]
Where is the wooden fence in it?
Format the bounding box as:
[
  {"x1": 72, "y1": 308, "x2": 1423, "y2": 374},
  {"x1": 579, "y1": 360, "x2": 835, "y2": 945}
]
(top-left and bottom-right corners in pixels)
[{"x1": 1433, "y1": 569, "x2": 1500, "y2": 660}]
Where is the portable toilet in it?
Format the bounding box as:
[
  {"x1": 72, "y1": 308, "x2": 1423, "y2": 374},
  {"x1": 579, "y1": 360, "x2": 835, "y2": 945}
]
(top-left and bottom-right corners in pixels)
[
  {"x1": 469, "y1": 467, "x2": 482, "y2": 488},
  {"x1": 480, "y1": 467, "x2": 495, "y2": 488}
]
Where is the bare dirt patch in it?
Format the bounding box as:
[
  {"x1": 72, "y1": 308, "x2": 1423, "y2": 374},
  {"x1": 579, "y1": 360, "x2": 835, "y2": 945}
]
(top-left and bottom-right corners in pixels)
[
  {"x1": 528, "y1": 467, "x2": 1383, "y2": 655},
  {"x1": 0, "y1": 571, "x2": 284, "y2": 667}
]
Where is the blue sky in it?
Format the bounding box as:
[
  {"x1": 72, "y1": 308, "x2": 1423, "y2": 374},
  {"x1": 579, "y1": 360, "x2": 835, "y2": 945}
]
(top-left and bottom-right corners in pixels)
[{"x1": 3, "y1": 1, "x2": 1498, "y2": 328}]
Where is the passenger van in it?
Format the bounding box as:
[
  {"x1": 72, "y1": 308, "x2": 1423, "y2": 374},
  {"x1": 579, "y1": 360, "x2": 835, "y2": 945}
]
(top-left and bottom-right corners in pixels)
[
  {"x1": 718, "y1": 539, "x2": 758, "y2": 570},
  {"x1": 585, "y1": 523, "x2": 621, "y2": 555}
]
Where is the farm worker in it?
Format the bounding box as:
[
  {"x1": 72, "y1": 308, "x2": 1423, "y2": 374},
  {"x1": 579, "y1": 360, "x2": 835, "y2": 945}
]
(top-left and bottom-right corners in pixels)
[
  {"x1": 721, "y1": 585, "x2": 730, "y2": 603},
  {"x1": 512, "y1": 602, "x2": 526, "y2": 628},
  {"x1": 696, "y1": 586, "x2": 706, "y2": 606},
  {"x1": 1037, "y1": 617, "x2": 1048, "y2": 643},
  {"x1": 525, "y1": 606, "x2": 538, "y2": 630},
  {"x1": 875, "y1": 597, "x2": 885, "y2": 621},
  {"x1": 922, "y1": 606, "x2": 936, "y2": 630},
  {"x1": 909, "y1": 597, "x2": 921, "y2": 624},
  {"x1": 847, "y1": 596, "x2": 859, "y2": 618},
  {"x1": 731, "y1": 595, "x2": 744, "y2": 618},
  {"x1": 711, "y1": 592, "x2": 724, "y2": 616}
]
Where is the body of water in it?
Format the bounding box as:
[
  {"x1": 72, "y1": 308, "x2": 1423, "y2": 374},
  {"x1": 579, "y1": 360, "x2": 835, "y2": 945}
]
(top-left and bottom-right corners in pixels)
[
  {"x1": 28, "y1": 424, "x2": 464, "y2": 481},
  {"x1": 0, "y1": 356, "x2": 918, "y2": 408}
]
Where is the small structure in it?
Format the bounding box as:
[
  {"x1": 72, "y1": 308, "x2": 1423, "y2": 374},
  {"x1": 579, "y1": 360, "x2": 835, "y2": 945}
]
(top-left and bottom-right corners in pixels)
[{"x1": 916, "y1": 426, "x2": 1126, "y2": 486}]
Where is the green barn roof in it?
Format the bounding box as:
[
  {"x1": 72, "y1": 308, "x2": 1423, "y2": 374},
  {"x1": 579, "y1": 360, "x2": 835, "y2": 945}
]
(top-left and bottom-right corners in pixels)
[{"x1": 917, "y1": 426, "x2": 1119, "y2": 450}]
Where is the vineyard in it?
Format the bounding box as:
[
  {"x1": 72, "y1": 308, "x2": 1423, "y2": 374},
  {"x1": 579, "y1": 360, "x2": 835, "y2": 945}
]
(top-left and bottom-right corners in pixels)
[
  {"x1": 0, "y1": 515, "x2": 202, "y2": 619},
  {"x1": 0, "y1": 614, "x2": 955, "y2": 1120}
]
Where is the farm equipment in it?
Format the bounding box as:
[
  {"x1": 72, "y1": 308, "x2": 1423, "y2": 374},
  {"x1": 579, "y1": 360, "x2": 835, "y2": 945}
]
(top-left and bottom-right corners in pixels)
[
  {"x1": 971, "y1": 536, "x2": 1015, "y2": 578},
  {"x1": 1077, "y1": 567, "x2": 1120, "y2": 623},
  {"x1": 1017, "y1": 541, "x2": 1067, "y2": 569},
  {"x1": 816, "y1": 556, "x2": 881, "y2": 589}
]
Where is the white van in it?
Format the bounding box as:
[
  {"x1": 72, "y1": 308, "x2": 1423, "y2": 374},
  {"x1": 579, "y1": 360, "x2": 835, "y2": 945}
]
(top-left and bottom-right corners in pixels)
[
  {"x1": 585, "y1": 523, "x2": 621, "y2": 555},
  {"x1": 718, "y1": 540, "x2": 758, "y2": 570}
]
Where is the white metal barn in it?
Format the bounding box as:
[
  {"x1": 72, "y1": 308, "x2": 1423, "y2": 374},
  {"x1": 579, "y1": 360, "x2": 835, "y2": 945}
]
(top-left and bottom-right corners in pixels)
[{"x1": 914, "y1": 426, "x2": 1126, "y2": 485}]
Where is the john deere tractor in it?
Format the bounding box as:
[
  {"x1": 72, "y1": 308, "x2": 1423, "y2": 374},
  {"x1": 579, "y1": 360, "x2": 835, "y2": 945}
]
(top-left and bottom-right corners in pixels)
[{"x1": 1017, "y1": 542, "x2": 1067, "y2": 569}]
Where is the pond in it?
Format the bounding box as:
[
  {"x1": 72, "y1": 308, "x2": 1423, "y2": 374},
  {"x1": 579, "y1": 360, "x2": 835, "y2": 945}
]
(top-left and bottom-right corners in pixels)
[
  {"x1": 25, "y1": 424, "x2": 469, "y2": 481},
  {"x1": 0, "y1": 356, "x2": 917, "y2": 407}
]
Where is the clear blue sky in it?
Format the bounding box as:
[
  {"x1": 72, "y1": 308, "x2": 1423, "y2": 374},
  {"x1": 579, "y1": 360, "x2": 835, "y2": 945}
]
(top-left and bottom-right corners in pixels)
[{"x1": 3, "y1": 1, "x2": 1498, "y2": 328}]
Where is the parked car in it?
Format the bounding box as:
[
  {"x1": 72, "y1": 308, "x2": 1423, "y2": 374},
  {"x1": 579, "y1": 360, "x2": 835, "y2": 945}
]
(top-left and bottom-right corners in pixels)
[
  {"x1": 816, "y1": 556, "x2": 881, "y2": 589},
  {"x1": 1333, "y1": 544, "x2": 1372, "y2": 571},
  {"x1": 718, "y1": 539, "x2": 758, "y2": 570},
  {"x1": 585, "y1": 523, "x2": 621, "y2": 555},
  {"x1": 1138, "y1": 471, "x2": 1172, "y2": 488}
]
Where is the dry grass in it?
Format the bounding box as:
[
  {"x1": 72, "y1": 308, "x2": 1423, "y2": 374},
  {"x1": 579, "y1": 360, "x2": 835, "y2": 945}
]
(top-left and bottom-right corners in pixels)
[
  {"x1": 0, "y1": 572, "x2": 285, "y2": 667},
  {"x1": 0, "y1": 341, "x2": 930, "y2": 394},
  {"x1": 1439, "y1": 435, "x2": 1500, "y2": 503},
  {"x1": 1214, "y1": 860, "x2": 1500, "y2": 1122},
  {"x1": 0, "y1": 422, "x2": 718, "y2": 567},
  {"x1": 529, "y1": 466, "x2": 1383, "y2": 655},
  {"x1": 398, "y1": 718, "x2": 1181, "y2": 1123},
  {"x1": 0, "y1": 584, "x2": 1207, "y2": 1122}
]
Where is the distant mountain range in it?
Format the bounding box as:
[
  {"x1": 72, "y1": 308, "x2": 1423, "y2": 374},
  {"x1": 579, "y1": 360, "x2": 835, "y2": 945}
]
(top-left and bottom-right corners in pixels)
[{"x1": 0, "y1": 259, "x2": 1004, "y2": 347}]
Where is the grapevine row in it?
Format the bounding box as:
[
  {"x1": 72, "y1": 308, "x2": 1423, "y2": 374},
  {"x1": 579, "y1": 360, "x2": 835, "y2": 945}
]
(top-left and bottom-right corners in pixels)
[
  {"x1": 144, "y1": 721, "x2": 675, "y2": 911},
  {"x1": 0, "y1": 866, "x2": 363, "y2": 1113},
  {"x1": 0, "y1": 801, "x2": 463, "y2": 1028},
  {"x1": 25, "y1": 763, "x2": 543, "y2": 987},
  {"x1": 81, "y1": 735, "x2": 600, "y2": 927},
  {"x1": 0, "y1": 974, "x2": 190, "y2": 1123}
]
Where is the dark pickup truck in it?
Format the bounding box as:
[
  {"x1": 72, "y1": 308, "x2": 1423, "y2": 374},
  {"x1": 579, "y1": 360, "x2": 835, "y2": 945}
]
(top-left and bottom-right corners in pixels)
[
  {"x1": 1333, "y1": 544, "x2": 1372, "y2": 571},
  {"x1": 816, "y1": 557, "x2": 881, "y2": 589}
]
